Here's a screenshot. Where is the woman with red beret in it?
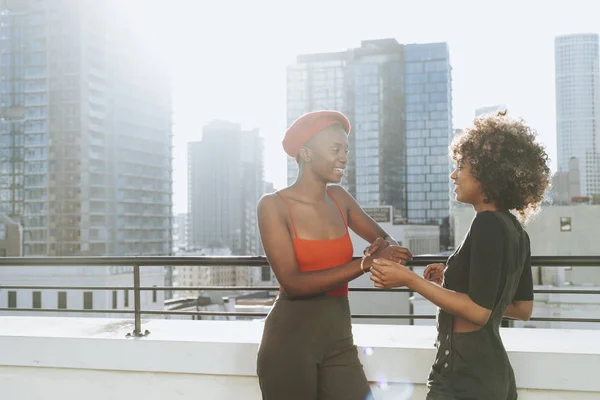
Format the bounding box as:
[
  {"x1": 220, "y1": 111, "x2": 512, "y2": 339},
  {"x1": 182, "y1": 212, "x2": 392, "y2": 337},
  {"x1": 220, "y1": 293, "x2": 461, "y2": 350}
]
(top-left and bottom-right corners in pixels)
[{"x1": 256, "y1": 110, "x2": 412, "y2": 399}]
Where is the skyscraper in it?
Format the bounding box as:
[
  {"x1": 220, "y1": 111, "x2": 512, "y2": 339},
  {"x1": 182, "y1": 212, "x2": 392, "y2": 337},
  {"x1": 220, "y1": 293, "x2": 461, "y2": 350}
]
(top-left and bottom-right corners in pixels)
[
  {"x1": 287, "y1": 39, "x2": 453, "y2": 235},
  {"x1": 555, "y1": 33, "x2": 600, "y2": 198},
  {"x1": 187, "y1": 121, "x2": 263, "y2": 255},
  {"x1": 404, "y1": 43, "x2": 453, "y2": 232},
  {"x1": 287, "y1": 39, "x2": 408, "y2": 218},
  {"x1": 0, "y1": 0, "x2": 172, "y2": 256}
]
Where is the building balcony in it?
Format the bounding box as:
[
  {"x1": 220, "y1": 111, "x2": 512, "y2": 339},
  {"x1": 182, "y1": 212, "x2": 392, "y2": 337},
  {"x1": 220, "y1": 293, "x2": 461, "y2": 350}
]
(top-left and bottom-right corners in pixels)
[{"x1": 0, "y1": 256, "x2": 599, "y2": 399}]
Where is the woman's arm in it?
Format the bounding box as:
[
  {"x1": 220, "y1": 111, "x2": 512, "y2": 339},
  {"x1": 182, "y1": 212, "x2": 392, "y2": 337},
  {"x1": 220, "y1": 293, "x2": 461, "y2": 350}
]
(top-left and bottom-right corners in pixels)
[
  {"x1": 504, "y1": 301, "x2": 533, "y2": 321},
  {"x1": 505, "y1": 233, "x2": 534, "y2": 321},
  {"x1": 371, "y1": 259, "x2": 493, "y2": 326},
  {"x1": 328, "y1": 185, "x2": 399, "y2": 246},
  {"x1": 258, "y1": 194, "x2": 409, "y2": 298},
  {"x1": 371, "y1": 212, "x2": 509, "y2": 327}
]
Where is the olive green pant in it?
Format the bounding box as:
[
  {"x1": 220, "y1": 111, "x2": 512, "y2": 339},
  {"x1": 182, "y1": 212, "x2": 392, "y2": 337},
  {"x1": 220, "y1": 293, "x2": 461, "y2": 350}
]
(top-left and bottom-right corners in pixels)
[{"x1": 257, "y1": 293, "x2": 372, "y2": 400}]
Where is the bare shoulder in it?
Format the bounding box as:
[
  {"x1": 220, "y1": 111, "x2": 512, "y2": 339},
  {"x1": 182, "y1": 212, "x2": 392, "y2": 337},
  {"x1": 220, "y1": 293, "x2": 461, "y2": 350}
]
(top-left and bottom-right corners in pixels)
[
  {"x1": 327, "y1": 184, "x2": 351, "y2": 199},
  {"x1": 257, "y1": 192, "x2": 283, "y2": 215},
  {"x1": 328, "y1": 185, "x2": 356, "y2": 207}
]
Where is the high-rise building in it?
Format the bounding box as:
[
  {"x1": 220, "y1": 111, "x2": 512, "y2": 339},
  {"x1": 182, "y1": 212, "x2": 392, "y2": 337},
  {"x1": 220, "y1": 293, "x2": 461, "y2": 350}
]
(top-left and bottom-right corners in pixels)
[
  {"x1": 404, "y1": 43, "x2": 453, "y2": 235},
  {"x1": 0, "y1": 0, "x2": 173, "y2": 256},
  {"x1": 555, "y1": 33, "x2": 600, "y2": 198},
  {"x1": 351, "y1": 41, "x2": 406, "y2": 212},
  {"x1": 287, "y1": 40, "x2": 406, "y2": 214},
  {"x1": 286, "y1": 39, "x2": 453, "y2": 233},
  {"x1": 187, "y1": 121, "x2": 263, "y2": 255}
]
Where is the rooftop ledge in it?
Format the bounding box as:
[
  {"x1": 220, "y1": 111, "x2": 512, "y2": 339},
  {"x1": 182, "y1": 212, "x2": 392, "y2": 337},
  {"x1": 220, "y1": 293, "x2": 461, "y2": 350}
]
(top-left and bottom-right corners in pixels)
[{"x1": 1, "y1": 317, "x2": 599, "y2": 400}]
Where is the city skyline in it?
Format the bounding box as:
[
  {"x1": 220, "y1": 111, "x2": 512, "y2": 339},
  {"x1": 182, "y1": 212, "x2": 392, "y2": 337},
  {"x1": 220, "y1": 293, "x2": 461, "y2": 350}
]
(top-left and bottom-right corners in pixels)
[
  {"x1": 2, "y1": 0, "x2": 599, "y2": 219},
  {"x1": 157, "y1": 0, "x2": 600, "y2": 214}
]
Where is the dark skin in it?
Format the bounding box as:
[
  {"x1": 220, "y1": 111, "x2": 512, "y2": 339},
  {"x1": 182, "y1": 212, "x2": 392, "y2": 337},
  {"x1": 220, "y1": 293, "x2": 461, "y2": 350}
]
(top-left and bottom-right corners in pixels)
[
  {"x1": 257, "y1": 125, "x2": 412, "y2": 298},
  {"x1": 371, "y1": 161, "x2": 533, "y2": 331}
]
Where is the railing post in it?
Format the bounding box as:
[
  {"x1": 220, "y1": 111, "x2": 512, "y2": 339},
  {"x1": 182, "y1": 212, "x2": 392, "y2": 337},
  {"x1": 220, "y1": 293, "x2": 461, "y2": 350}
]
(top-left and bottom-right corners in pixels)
[
  {"x1": 408, "y1": 266, "x2": 414, "y2": 326},
  {"x1": 127, "y1": 264, "x2": 149, "y2": 338}
]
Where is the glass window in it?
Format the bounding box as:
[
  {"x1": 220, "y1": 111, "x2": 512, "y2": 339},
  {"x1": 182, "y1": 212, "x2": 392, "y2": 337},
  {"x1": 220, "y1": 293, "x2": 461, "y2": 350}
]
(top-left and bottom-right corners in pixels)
[
  {"x1": 407, "y1": 120, "x2": 425, "y2": 130},
  {"x1": 407, "y1": 138, "x2": 425, "y2": 147},
  {"x1": 429, "y1": 72, "x2": 448, "y2": 83},
  {"x1": 58, "y1": 292, "x2": 67, "y2": 309},
  {"x1": 408, "y1": 174, "x2": 426, "y2": 183},
  {"x1": 261, "y1": 266, "x2": 271, "y2": 281},
  {"x1": 84, "y1": 292, "x2": 93, "y2": 309},
  {"x1": 408, "y1": 147, "x2": 430, "y2": 156},
  {"x1": 407, "y1": 93, "x2": 429, "y2": 103},
  {"x1": 560, "y1": 217, "x2": 572, "y2": 232},
  {"x1": 112, "y1": 290, "x2": 118, "y2": 309},
  {"x1": 431, "y1": 146, "x2": 449, "y2": 156},
  {"x1": 8, "y1": 291, "x2": 17, "y2": 308},
  {"x1": 408, "y1": 165, "x2": 430, "y2": 174},
  {"x1": 406, "y1": 84, "x2": 424, "y2": 94},
  {"x1": 32, "y1": 291, "x2": 42, "y2": 309},
  {"x1": 424, "y1": 61, "x2": 448, "y2": 72},
  {"x1": 407, "y1": 103, "x2": 424, "y2": 112},
  {"x1": 430, "y1": 92, "x2": 448, "y2": 102},
  {"x1": 405, "y1": 63, "x2": 423, "y2": 73},
  {"x1": 408, "y1": 192, "x2": 426, "y2": 201}
]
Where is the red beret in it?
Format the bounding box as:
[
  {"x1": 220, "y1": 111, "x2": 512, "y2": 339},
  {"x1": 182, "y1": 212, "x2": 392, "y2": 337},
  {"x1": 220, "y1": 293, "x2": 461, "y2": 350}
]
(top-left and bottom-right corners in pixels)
[{"x1": 282, "y1": 110, "x2": 351, "y2": 158}]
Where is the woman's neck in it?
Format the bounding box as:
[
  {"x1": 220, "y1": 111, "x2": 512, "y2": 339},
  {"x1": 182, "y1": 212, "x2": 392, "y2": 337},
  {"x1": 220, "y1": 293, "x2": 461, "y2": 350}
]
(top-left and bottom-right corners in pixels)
[
  {"x1": 473, "y1": 201, "x2": 498, "y2": 213},
  {"x1": 291, "y1": 171, "x2": 329, "y2": 203}
]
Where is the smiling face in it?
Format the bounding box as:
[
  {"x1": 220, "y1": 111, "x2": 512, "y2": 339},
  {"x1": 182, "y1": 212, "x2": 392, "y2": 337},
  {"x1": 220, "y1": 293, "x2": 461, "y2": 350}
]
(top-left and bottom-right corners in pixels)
[
  {"x1": 298, "y1": 125, "x2": 349, "y2": 184},
  {"x1": 450, "y1": 160, "x2": 485, "y2": 206}
]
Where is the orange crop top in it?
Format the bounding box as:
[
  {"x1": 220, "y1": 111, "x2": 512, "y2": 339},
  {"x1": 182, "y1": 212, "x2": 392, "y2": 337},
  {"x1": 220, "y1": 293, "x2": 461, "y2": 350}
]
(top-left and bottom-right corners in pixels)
[{"x1": 276, "y1": 190, "x2": 353, "y2": 296}]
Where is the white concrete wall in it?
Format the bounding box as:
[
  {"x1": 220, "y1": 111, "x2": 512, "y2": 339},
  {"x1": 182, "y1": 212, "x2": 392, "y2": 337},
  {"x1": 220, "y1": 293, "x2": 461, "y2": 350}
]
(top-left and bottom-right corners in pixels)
[
  {"x1": 0, "y1": 317, "x2": 598, "y2": 400},
  {"x1": 0, "y1": 266, "x2": 165, "y2": 317}
]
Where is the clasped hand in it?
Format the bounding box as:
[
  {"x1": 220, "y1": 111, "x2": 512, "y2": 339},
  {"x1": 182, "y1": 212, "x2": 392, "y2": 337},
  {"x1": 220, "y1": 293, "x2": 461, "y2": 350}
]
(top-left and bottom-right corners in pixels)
[
  {"x1": 366, "y1": 239, "x2": 446, "y2": 289},
  {"x1": 363, "y1": 237, "x2": 412, "y2": 264},
  {"x1": 362, "y1": 238, "x2": 412, "y2": 288}
]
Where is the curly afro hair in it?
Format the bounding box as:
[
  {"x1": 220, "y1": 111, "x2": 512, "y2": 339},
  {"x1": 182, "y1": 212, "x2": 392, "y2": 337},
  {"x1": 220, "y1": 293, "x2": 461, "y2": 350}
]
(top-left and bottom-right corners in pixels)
[{"x1": 450, "y1": 112, "x2": 551, "y2": 222}]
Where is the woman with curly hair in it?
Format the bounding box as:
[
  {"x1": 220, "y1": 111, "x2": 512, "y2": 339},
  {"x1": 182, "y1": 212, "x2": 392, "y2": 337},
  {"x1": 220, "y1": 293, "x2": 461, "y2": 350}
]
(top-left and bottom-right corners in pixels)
[{"x1": 369, "y1": 113, "x2": 551, "y2": 399}]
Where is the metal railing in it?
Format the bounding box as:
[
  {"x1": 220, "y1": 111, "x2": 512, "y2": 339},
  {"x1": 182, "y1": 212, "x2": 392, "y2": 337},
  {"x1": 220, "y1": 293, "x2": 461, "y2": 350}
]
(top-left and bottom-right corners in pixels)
[{"x1": 1, "y1": 255, "x2": 599, "y2": 337}]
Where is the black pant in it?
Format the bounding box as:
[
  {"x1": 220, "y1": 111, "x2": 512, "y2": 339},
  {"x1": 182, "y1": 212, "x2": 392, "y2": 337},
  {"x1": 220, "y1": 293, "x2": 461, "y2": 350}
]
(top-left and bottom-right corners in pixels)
[{"x1": 257, "y1": 293, "x2": 372, "y2": 400}]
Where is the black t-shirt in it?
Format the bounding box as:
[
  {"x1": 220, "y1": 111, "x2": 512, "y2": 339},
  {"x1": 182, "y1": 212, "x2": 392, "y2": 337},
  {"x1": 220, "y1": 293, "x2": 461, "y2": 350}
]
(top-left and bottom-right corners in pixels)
[
  {"x1": 427, "y1": 210, "x2": 534, "y2": 399},
  {"x1": 444, "y1": 210, "x2": 533, "y2": 310}
]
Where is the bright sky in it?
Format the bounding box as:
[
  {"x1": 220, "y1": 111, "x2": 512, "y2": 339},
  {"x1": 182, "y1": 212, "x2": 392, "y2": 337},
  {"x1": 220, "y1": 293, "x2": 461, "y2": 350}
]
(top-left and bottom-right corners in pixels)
[{"x1": 127, "y1": 0, "x2": 600, "y2": 214}]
